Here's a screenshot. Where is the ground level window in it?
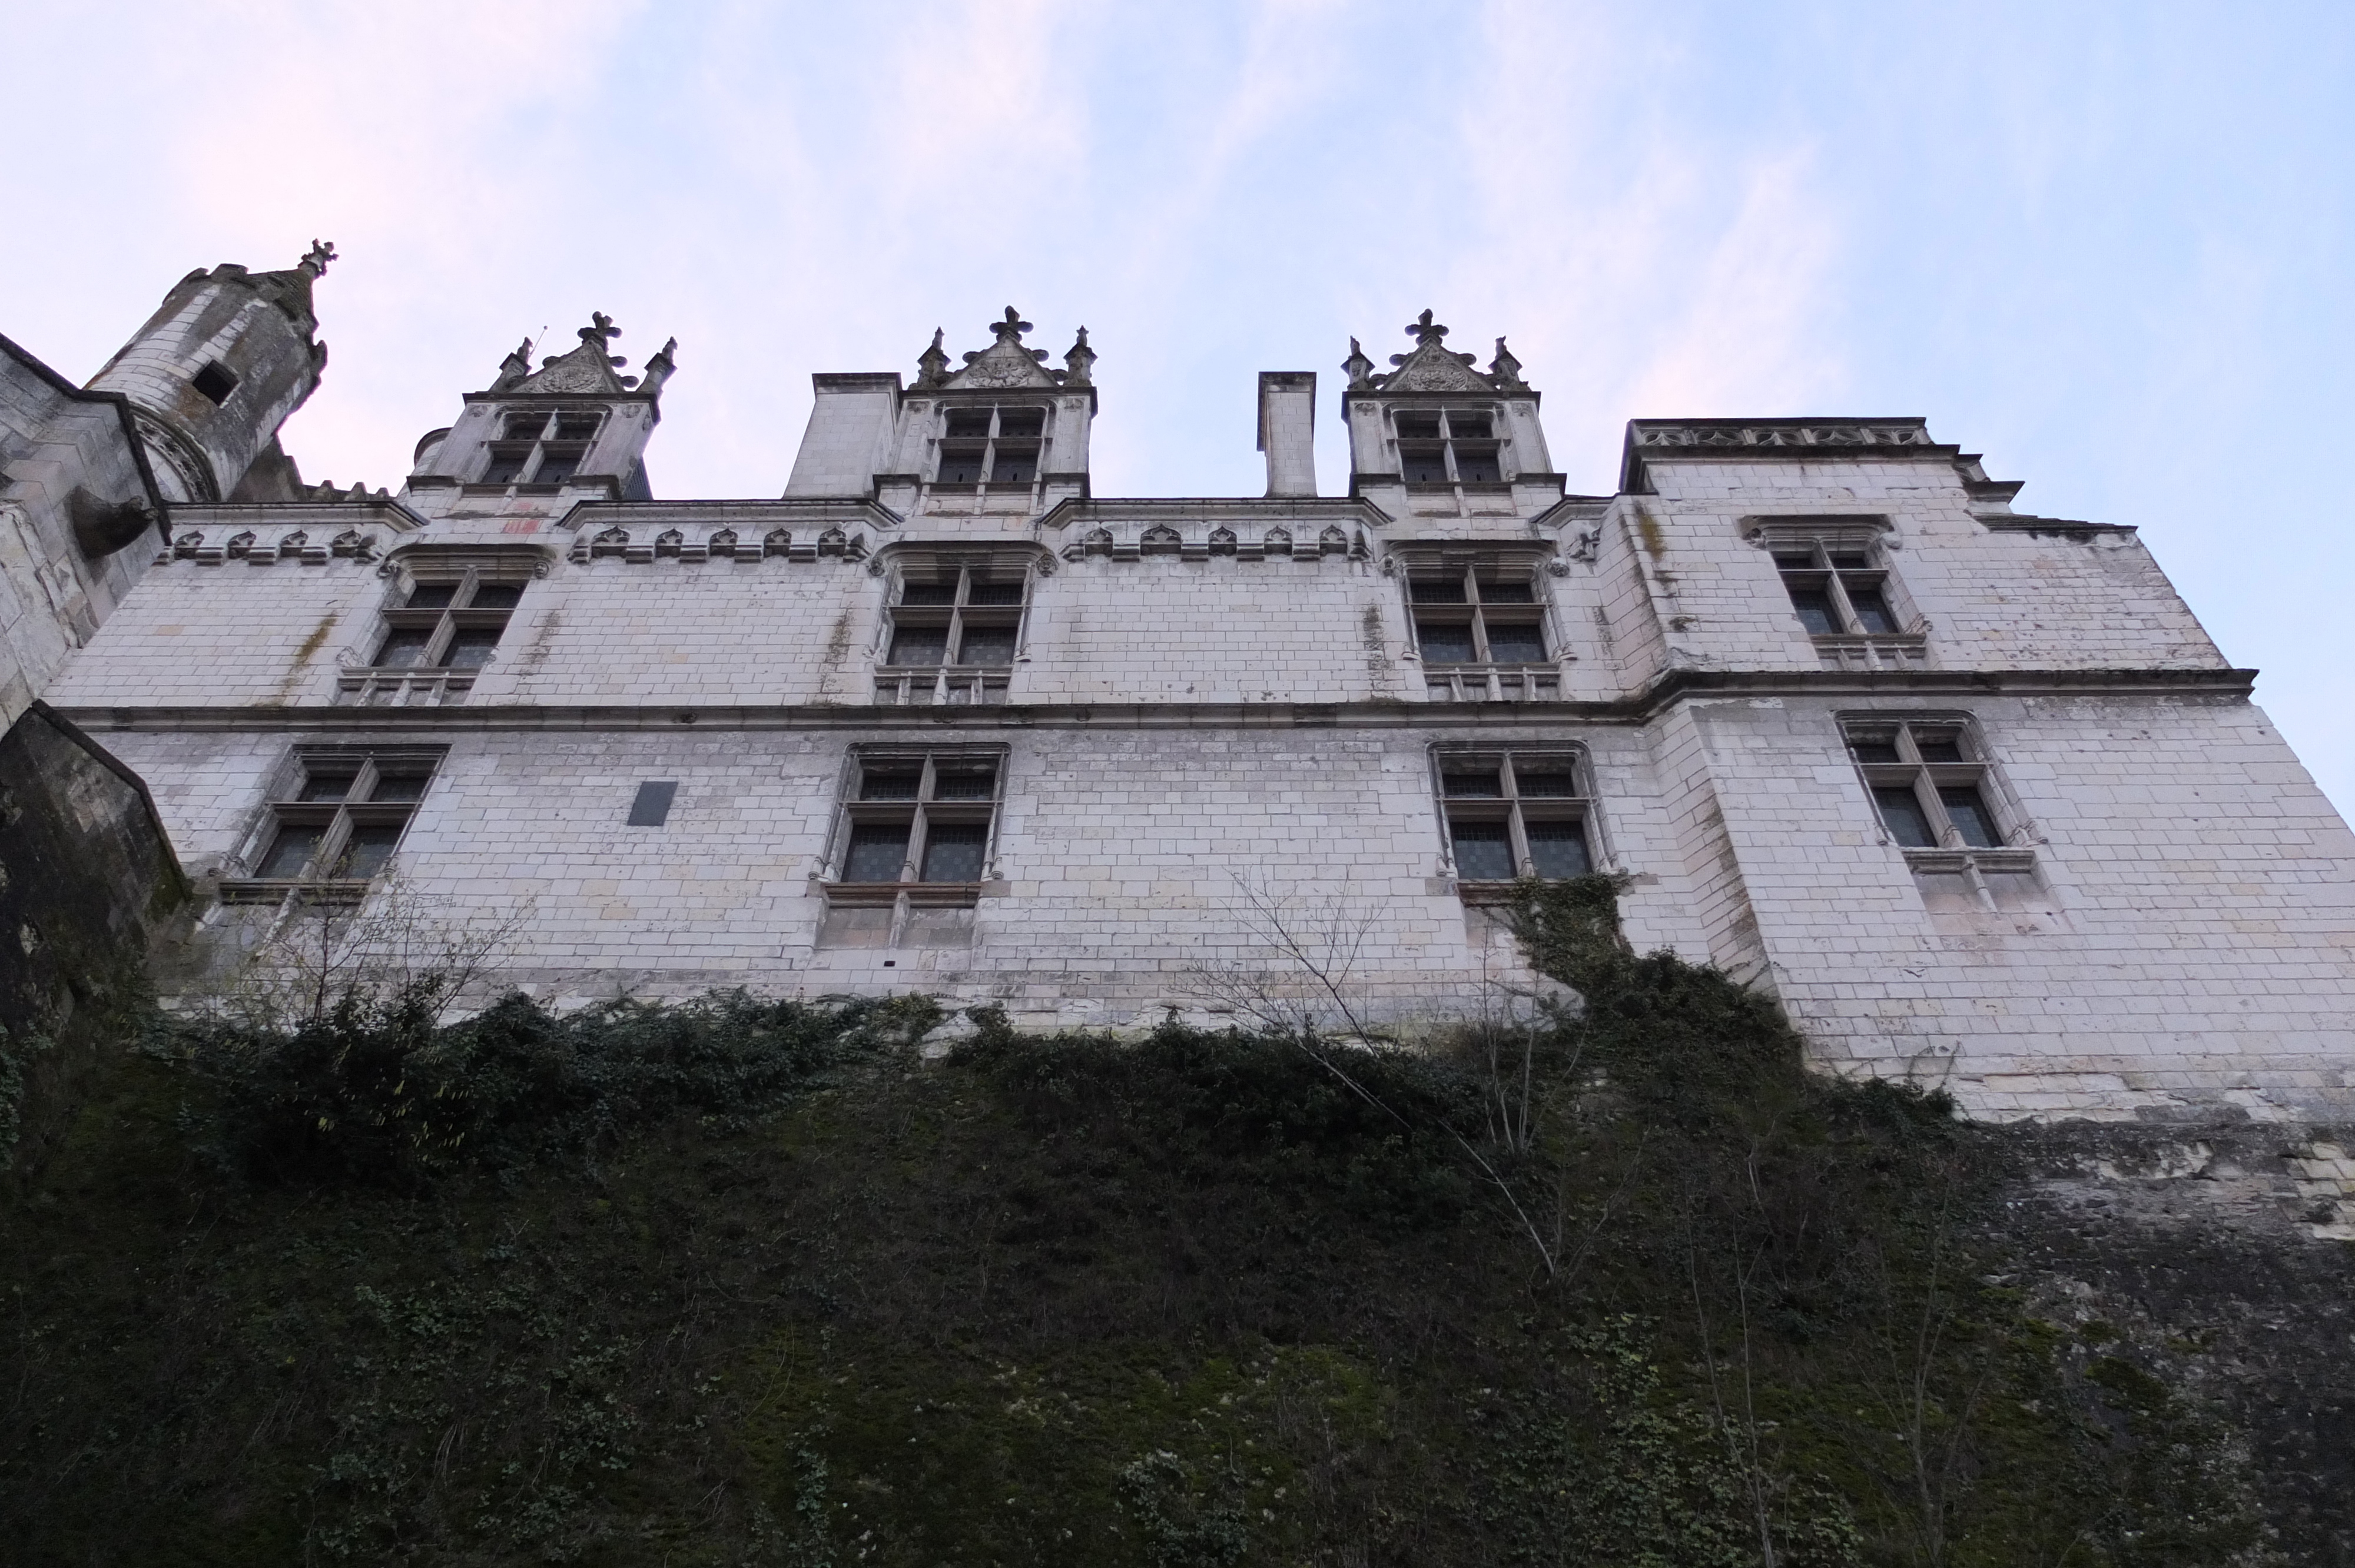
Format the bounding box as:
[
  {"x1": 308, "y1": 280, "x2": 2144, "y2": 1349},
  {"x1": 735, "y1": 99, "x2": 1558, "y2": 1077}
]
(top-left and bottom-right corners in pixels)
[
  {"x1": 1435, "y1": 749, "x2": 1593, "y2": 895},
  {"x1": 228, "y1": 748, "x2": 445, "y2": 898}
]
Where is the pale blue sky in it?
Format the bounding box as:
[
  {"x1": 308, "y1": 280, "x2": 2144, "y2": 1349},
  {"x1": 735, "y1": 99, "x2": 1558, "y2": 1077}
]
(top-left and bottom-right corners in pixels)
[{"x1": 11, "y1": 2, "x2": 2352, "y2": 808}]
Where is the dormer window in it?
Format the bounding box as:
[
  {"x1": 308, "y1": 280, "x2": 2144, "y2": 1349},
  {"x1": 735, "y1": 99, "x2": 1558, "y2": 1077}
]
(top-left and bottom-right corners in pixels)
[
  {"x1": 476, "y1": 408, "x2": 605, "y2": 489},
  {"x1": 934, "y1": 405, "x2": 1046, "y2": 488},
  {"x1": 1395, "y1": 408, "x2": 1502, "y2": 486},
  {"x1": 880, "y1": 559, "x2": 1029, "y2": 705}
]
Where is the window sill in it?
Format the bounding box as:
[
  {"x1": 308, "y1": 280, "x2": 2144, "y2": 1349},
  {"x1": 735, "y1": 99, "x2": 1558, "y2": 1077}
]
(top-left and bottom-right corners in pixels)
[
  {"x1": 1812, "y1": 632, "x2": 1929, "y2": 672},
  {"x1": 820, "y1": 881, "x2": 996, "y2": 909},
  {"x1": 1899, "y1": 846, "x2": 2036, "y2": 872},
  {"x1": 336, "y1": 669, "x2": 477, "y2": 706},
  {"x1": 216, "y1": 878, "x2": 375, "y2": 906},
  {"x1": 1422, "y1": 666, "x2": 1562, "y2": 702}
]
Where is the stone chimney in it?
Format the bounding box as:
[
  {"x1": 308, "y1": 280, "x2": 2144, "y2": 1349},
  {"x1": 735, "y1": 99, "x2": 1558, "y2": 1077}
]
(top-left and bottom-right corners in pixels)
[{"x1": 1256, "y1": 371, "x2": 1316, "y2": 498}]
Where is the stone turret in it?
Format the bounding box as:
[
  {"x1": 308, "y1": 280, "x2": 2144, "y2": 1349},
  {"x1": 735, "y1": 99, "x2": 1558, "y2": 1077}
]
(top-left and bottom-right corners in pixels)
[{"x1": 85, "y1": 241, "x2": 334, "y2": 503}]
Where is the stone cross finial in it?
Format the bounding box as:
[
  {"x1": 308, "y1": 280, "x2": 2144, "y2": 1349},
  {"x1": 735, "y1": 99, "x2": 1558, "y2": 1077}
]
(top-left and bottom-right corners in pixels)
[
  {"x1": 299, "y1": 239, "x2": 338, "y2": 277},
  {"x1": 579, "y1": 312, "x2": 623, "y2": 344},
  {"x1": 989, "y1": 307, "x2": 1033, "y2": 343},
  {"x1": 1404, "y1": 308, "x2": 1448, "y2": 347}
]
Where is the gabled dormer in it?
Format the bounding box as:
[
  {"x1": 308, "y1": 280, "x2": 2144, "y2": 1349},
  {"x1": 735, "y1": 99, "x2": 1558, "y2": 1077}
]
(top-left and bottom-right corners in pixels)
[
  {"x1": 1339, "y1": 310, "x2": 1563, "y2": 525},
  {"x1": 402, "y1": 314, "x2": 676, "y2": 520},
  {"x1": 788, "y1": 308, "x2": 1094, "y2": 521}
]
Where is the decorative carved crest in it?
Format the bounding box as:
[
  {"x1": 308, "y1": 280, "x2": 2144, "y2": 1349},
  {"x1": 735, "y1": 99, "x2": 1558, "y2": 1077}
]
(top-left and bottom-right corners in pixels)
[
  {"x1": 941, "y1": 307, "x2": 1062, "y2": 391},
  {"x1": 1341, "y1": 310, "x2": 1532, "y2": 394}
]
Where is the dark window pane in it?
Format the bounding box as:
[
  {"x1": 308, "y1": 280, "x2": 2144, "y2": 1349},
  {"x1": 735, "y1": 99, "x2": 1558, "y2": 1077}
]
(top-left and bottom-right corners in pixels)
[
  {"x1": 1394, "y1": 413, "x2": 1441, "y2": 440},
  {"x1": 936, "y1": 444, "x2": 986, "y2": 484},
  {"x1": 297, "y1": 771, "x2": 357, "y2": 802},
  {"x1": 900, "y1": 582, "x2": 958, "y2": 606},
  {"x1": 503, "y1": 416, "x2": 546, "y2": 441},
  {"x1": 966, "y1": 581, "x2": 1026, "y2": 606},
  {"x1": 535, "y1": 445, "x2": 585, "y2": 484},
  {"x1": 920, "y1": 823, "x2": 989, "y2": 882},
  {"x1": 405, "y1": 584, "x2": 456, "y2": 609},
  {"x1": 335, "y1": 826, "x2": 402, "y2": 879},
  {"x1": 1772, "y1": 553, "x2": 1816, "y2": 571},
  {"x1": 191, "y1": 361, "x2": 238, "y2": 404},
  {"x1": 989, "y1": 445, "x2": 1039, "y2": 484},
  {"x1": 1873, "y1": 786, "x2": 1937, "y2": 848},
  {"x1": 1451, "y1": 820, "x2": 1515, "y2": 881},
  {"x1": 996, "y1": 410, "x2": 1045, "y2": 438},
  {"x1": 1913, "y1": 731, "x2": 1965, "y2": 763},
  {"x1": 555, "y1": 416, "x2": 600, "y2": 440},
  {"x1": 931, "y1": 765, "x2": 998, "y2": 800},
  {"x1": 1846, "y1": 584, "x2": 1896, "y2": 633},
  {"x1": 1827, "y1": 553, "x2": 1872, "y2": 570},
  {"x1": 1409, "y1": 576, "x2": 1466, "y2": 604},
  {"x1": 1484, "y1": 621, "x2": 1547, "y2": 663},
  {"x1": 956, "y1": 625, "x2": 1017, "y2": 666},
  {"x1": 446, "y1": 628, "x2": 502, "y2": 668},
  {"x1": 1787, "y1": 587, "x2": 1840, "y2": 635},
  {"x1": 844, "y1": 825, "x2": 910, "y2": 881},
  {"x1": 376, "y1": 627, "x2": 434, "y2": 667},
  {"x1": 257, "y1": 824, "x2": 323, "y2": 877},
  {"x1": 1527, "y1": 821, "x2": 1591, "y2": 878},
  {"x1": 860, "y1": 770, "x2": 923, "y2": 800},
  {"x1": 1441, "y1": 769, "x2": 1502, "y2": 798},
  {"x1": 1939, "y1": 788, "x2": 2000, "y2": 848},
  {"x1": 887, "y1": 627, "x2": 948, "y2": 666},
  {"x1": 1399, "y1": 443, "x2": 1450, "y2": 484},
  {"x1": 1453, "y1": 446, "x2": 1502, "y2": 483},
  {"x1": 480, "y1": 449, "x2": 530, "y2": 484},
  {"x1": 470, "y1": 583, "x2": 523, "y2": 609},
  {"x1": 1515, "y1": 770, "x2": 1581, "y2": 798},
  {"x1": 1417, "y1": 622, "x2": 1476, "y2": 663},
  {"x1": 944, "y1": 410, "x2": 992, "y2": 438},
  {"x1": 1847, "y1": 734, "x2": 1902, "y2": 764},
  {"x1": 627, "y1": 780, "x2": 677, "y2": 826},
  {"x1": 1478, "y1": 578, "x2": 1534, "y2": 604},
  {"x1": 369, "y1": 772, "x2": 429, "y2": 803},
  {"x1": 1447, "y1": 414, "x2": 1493, "y2": 440}
]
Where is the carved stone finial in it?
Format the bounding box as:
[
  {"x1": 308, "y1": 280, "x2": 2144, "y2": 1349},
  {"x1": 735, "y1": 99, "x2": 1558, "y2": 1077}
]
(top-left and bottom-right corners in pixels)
[
  {"x1": 989, "y1": 307, "x2": 1034, "y2": 344},
  {"x1": 298, "y1": 239, "x2": 338, "y2": 277},
  {"x1": 1063, "y1": 325, "x2": 1096, "y2": 387},
  {"x1": 916, "y1": 328, "x2": 951, "y2": 388},
  {"x1": 1490, "y1": 336, "x2": 1525, "y2": 391},
  {"x1": 1342, "y1": 337, "x2": 1378, "y2": 390},
  {"x1": 492, "y1": 336, "x2": 535, "y2": 392},
  {"x1": 1404, "y1": 308, "x2": 1447, "y2": 347},
  {"x1": 579, "y1": 312, "x2": 623, "y2": 345},
  {"x1": 639, "y1": 337, "x2": 679, "y2": 396}
]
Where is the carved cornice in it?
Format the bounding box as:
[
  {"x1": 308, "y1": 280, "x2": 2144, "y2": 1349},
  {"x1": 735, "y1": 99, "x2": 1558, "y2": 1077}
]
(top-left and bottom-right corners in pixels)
[{"x1": 1619, "y1": 418, "x2": 1959, "y2": 493}]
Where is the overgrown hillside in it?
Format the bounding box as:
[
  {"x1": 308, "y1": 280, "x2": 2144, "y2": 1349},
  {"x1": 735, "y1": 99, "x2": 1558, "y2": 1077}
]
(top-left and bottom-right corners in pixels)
[{"x1": 0, "y1": 880, "x2": 2297, "y2": 1565}]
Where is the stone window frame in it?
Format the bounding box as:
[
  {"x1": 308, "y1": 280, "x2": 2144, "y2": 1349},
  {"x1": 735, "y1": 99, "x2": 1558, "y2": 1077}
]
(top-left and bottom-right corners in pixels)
[
  {"x1": 221, "y1": 745, "x2": 447, "y2": 903},
  {"x1": 1839, "y1": 712, "x2": 2049, "y2": 912},
  {"x1": 1393, "y1": 546, "x2": 1565, "y2": 702},
  {"x1": 339, "y1": 550, "x2": 542, "y2": 707},
  {"x1": 1745, "y1": 517, "x2": 1928, "y2": 672},
  {"x1": 819, "y1": 744, "x2": 1010, "y2": 911},
  {"x1": 873, "y1": 548, "x2": 1041, "y2": 706},
  {"x1": 475, "y1": 406, "x2": 606, "y2": 492},
  {"x1": 927, "y1": 401, "x2": 1052, "y2": 495},
  {"x1": 1429, "y1": 743, "x2": 1601, "y2": 902},
  {"x1": 1392, "y1": 404, "x2": 1508, "y2": 490}
]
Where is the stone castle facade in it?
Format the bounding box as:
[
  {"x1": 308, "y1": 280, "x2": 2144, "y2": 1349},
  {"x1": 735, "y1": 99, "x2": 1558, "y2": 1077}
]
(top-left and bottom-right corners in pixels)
[{"x1": 9, "y1": 253, "x2": 2355, "y2": 1122}]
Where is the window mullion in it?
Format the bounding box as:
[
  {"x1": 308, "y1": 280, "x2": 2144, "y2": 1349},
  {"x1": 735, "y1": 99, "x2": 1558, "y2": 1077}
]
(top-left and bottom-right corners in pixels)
[
  {"x1": 903, "y1": 808, "x2": 930, "y2": 883},
  {"x1": 1823, "y1": 573, "x2": 1864, "y2": 634}
]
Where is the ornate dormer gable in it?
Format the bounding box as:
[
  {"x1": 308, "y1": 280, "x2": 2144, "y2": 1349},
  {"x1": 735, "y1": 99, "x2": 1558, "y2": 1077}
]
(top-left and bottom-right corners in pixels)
[
  {"x1": 917, "y1": 307, "x2": 1072, "y2": 392},
  {"x1": 399, "y1": 313, "x2": 677, "y2": 518},
  {"x1": 1339, "y1": 309, "x2": 1561, "y2": 523}
]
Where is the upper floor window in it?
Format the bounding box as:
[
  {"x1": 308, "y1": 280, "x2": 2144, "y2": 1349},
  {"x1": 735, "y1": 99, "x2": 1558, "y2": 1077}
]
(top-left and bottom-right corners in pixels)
[
  {"x1": 1845, "y1": 720, "x2": 2008, "y2": 850},
  {"x1": 231, "y1": 747, "x2": 445, "y2": 895},
  {"x1": 878, "y1": 558, "x2": 1030, "y2": 705},
  {"x1": 1395, "y1": 408, "x2": 1502, "y2": 485},
  {"x1": 1412, "y1": 566, "x2": 1546, "y2": 662},
  {"x1": 829, "y1": 748, "x2": 1004, "y2": 888},
  {"x1": 374, "y1": 572, "x2": 523, "y2": 671},
  {"x1": 1435, "y1": 749, "x2": 1594, "y2": 893},
  {"x1": 479, "y1": 408, "x2": 603, "y2": 488},
  {"x1": 935, "y1": 405, "x2": 1046, "y2": 487},
  {"x1": 1774, "y1": 543, "x2": 1899, "y2": 636}
]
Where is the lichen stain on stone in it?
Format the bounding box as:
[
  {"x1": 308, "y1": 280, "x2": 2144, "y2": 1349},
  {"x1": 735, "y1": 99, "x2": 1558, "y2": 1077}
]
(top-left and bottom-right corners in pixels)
[{"x1": 265, "y1": 612, "x2": 340, "y2": 705}]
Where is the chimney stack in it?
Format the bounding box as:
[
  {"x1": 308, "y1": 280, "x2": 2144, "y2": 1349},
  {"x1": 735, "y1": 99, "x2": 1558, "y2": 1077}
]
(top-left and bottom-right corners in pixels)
[{"x1": 1256, "y1": 371, "x2": 1317, "y2": 498}]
